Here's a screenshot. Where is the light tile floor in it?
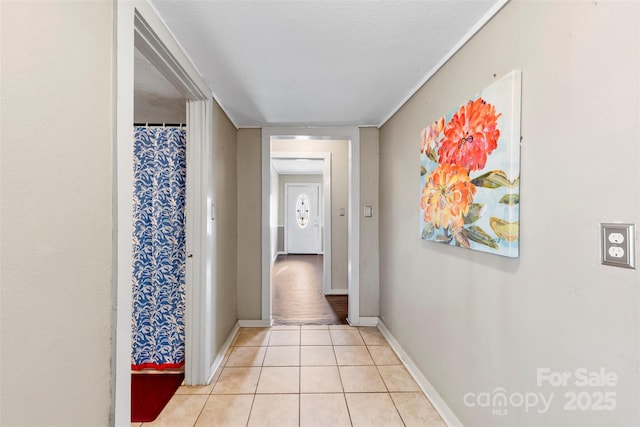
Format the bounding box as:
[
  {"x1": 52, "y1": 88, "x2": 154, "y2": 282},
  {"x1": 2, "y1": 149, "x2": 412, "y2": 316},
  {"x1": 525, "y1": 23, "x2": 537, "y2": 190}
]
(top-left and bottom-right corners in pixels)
[{"x1": 134, "y1": 325, "x2": 446, "y2": 427}]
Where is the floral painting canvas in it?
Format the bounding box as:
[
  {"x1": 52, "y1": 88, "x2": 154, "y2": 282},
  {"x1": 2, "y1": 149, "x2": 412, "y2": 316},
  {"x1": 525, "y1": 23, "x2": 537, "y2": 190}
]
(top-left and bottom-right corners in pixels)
[{"x1": 420, "y1": 70, "x2": 522, "y2": 257}]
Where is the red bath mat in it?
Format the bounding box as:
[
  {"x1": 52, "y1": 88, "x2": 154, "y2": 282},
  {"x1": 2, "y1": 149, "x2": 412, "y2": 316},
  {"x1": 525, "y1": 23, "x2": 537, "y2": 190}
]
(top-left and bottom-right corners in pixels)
[{"x1": 131, "y1": 373, "x2": 184, "y2": 422}]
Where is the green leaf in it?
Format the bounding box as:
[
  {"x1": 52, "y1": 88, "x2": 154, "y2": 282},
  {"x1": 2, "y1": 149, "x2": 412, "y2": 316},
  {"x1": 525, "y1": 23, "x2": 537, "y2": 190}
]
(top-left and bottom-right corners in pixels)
[
  {"x1": 463, "y1": 203, "x2": 485, "y2": 224},
  {"x1": 434, "y1": 233, "x2": 453, "y2": 244},
  {"x1": 420, "y1": 165, "x2": 427, "y2": 176},
  {"x1": 426, "y1": 147, "x2": 438, "y2": 163},
  {"x1": 471, "y1": 170, "x2": 519, "y2": 189},
  {"x1": 466, "y1": 226, "x2": 499, "y2": 249},
  {"x1": 451, "y1": 228, "x2": 470, "y2": 248},
  {"x1": 499, "y1": 194, "x2": 520, "y2": 205},
  {"x1": 490, "y1": 217, "x2": 519, "y2": 242},
  {"x1": 421, "y1": 222, "x2": 435, "y2": 239}
]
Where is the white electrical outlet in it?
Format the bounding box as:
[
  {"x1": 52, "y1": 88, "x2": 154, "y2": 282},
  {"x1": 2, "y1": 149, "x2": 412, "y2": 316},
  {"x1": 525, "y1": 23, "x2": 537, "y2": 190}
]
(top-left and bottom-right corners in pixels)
[
  {"x1": 608, "y1": 247, "x2": 624, "y2": 258},
  {"x1": 601, "y1": 223, "x2": 635, "y2": 269},
  {"x1": 608, "y1": 233, "x2": 625, "y2": 244}
]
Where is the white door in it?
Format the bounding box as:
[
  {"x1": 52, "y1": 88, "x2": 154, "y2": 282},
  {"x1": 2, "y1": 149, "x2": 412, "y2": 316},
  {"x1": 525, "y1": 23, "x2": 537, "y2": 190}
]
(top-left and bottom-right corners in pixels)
[{"x1": 286, "y1": 184, "x2": 320, "y2": 254}]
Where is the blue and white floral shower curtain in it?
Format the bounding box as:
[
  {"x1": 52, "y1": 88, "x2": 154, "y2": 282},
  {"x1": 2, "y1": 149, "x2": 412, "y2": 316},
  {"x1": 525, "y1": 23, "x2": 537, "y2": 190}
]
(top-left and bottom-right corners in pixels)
[{"x1": 131, "y1": 126, "x2": 186, "y2": 370}]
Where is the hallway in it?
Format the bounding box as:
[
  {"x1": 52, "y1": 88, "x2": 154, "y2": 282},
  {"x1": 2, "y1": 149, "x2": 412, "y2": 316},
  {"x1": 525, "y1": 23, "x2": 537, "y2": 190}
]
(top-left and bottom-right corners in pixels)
[
  {"x1": 271, "y1": 255, "x2": 348, "y2": 325},
  {"x1": 133, "y1": 325, "x2": 446, "y2": 426}
]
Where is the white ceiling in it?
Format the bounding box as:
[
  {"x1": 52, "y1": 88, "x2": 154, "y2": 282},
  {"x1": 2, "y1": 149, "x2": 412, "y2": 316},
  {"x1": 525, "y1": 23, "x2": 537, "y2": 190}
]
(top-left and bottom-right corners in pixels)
[
  {"x1": 149, "y1": 0, "x2": 505, "y2": 128},
  {"x1": 272, "y1": 158, "x2": 324, "y2": 175}
]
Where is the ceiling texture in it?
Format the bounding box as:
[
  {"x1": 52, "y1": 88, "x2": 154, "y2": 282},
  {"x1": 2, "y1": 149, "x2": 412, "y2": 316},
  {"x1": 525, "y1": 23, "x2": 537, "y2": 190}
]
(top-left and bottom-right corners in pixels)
[
  {"x1": 272, "y1": 158, "x2": 324, "y2": 175},
  {"x1": 149, "y1": 0, "x2": 505, "y2": 128}
]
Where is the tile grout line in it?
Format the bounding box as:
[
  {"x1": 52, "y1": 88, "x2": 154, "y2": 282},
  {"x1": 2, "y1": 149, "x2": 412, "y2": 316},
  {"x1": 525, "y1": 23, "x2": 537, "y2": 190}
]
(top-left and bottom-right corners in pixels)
[
  {"x1": 361, "y1": 327, "x2": 408, "y2": 426},
  {"x1": 332, "y1": 329, "x2": 355, "y2": 426},
  {"x1": 298, "y1": 326, "x2": 302, "y2": 427},
  {"x1": 388, "y1": 391, "x2": 409, "y2": 427},
  {"x1": 190, "y1": 393, "x2": 210, "y2": 427},
  {"x1": 367, "y1": 326, "x2": 410, "y2": 426},
  {"x1": 340, "y1": 331, "x2": 362, "y2": 427},
  {"x1": 192, "y1": 326, "x2": 439, "y2": 426},
  {"x1": 244, "y1": 394, "x2": 256, "y2": 427},
  {"x1": 246, "y1": 330, "x2": 267, "y2": 427}
]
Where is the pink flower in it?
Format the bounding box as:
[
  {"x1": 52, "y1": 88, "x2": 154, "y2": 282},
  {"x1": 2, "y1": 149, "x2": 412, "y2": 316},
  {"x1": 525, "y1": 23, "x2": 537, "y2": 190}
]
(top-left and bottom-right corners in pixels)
[{"x1": 420, "y1": 117, "x2": 444, "y2": 159}]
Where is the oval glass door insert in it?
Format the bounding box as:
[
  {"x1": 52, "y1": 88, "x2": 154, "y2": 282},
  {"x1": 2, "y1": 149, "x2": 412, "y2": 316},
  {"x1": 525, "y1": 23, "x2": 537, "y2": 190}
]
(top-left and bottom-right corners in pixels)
[{"x1": 296, "y1": 194, "x2": 309, "y2": 228}]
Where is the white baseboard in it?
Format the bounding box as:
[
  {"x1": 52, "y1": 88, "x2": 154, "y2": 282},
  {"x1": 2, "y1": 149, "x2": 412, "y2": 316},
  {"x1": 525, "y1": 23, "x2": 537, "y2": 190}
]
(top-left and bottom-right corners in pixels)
[
  {"x1": 347, "y1": 316, "x2": 379, "y2": 326},
  {"x1": 324, "y1": 289, "x2": 348, "y2": 295},
  {"x1": 377, "y1": 320, "x2": 463, "y2": 427},
  {"x1": 238, "y1": 319, "x2": 273, "y2": 327},
  {"x1": 275, "y1": 251, "x2": 326, "y2": 262},
  {"x1": 207, "y1": 321, "x2": 240, "y2": 383},
  {"x1": 273, "y1": 251, "x2": 287, "y2": 262}
]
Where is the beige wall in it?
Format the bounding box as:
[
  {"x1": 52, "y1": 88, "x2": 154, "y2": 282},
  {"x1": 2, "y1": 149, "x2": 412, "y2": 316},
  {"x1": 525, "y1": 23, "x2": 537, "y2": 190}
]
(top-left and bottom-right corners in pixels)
[
  {"x1": 270, "y1": 163, "x2": 280, "y2": 260},
  {"x1": 0, "y1": 1, "x2": 114, "y2": 425},
  {"x1": 134, "y1": 92, "x2": 185, "y2": 124},
  {"x1": 273, "y1": 139, "x2": 349, "y2": 291},
  {"x1": 211, "y1": 102, "x2": 239, "y2": 355},
  {"x1": 379, "y1": 1, "x2": 639, "y2": 426},
  {"x1": 359, "y1": 128, "x2": 379, "y2": 317},
  {"x1": 237, "y1": 128, "x2": 263, "y2": 319},
  {"x1": 134, "y1": 47, "x2": 186, "y2": 124}
]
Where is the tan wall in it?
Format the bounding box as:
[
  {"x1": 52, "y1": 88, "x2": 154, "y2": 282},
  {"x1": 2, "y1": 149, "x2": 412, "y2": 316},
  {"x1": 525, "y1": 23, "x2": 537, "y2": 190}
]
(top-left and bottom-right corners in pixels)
[
  {"x1": 134, "y1": 92, "x2": 186, "y2": 124},
  {"x1": 378, "y1": 1, "x2": 639, "y2": 426},
  {"x1": 211, "y1": 102, "x2": 239, "y2": 353},
  {"x1": 359, "y1": 128, "x2": 379, "y2": 317},
  {"x1": 236, "y1": 128, "x2": 263, "y2": 319},
  {"x1": 272, "y1": 139, "x2": 349, "y2": 291},
  {"x1": 270, "y1": 163, "x2": 280, "y2": 260},
  {"x1": 0, "y1": 1, "x2": 114, "y2": 424}
]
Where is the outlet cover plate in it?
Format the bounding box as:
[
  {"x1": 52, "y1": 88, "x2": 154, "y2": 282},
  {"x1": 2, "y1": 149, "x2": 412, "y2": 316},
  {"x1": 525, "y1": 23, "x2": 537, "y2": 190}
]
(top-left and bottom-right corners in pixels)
[{"x1": 601, "y1": 223, "x2": 635, "y2": 269}]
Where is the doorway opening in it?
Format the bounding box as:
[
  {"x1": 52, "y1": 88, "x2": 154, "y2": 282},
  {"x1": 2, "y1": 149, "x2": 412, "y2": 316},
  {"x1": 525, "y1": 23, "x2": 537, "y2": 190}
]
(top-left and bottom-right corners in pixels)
[
  {"x1": 270, "y1": 153, "x2": 347, "y2": 324},
  {"x1": 270, "y1": 153, "x2": 331, "y2": 293},
  {"x1": 115, "y1": 4, "x2": 214, "y2": 424},
  {"x1": 262, "y1": 129, "x2": 361, "y2": 327},
  {"x1": 130, "y1": 46, "x2": 188, "y2": 422}
]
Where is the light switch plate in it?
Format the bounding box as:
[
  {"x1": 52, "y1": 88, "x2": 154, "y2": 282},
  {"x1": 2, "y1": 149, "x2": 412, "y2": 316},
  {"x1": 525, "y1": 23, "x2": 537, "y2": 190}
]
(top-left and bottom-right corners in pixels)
[{"x1": 601, "y1": 223, "x2": 635, "y2": 269}]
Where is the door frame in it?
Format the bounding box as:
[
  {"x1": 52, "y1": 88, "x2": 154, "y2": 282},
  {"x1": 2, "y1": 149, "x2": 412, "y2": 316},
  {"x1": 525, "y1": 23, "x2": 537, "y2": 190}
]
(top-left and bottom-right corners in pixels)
[
  {"x1": 262, "y1": 128, "x2": 360, "y2": 326},
  {"x1": 284, "y1": 182, "x2": 322, "y2": 254},
  {"x1": 272, "y1": 152, "x2": 332, "y2": 294},
  {"x1": 114, "y1": 2, "x2": 213, "y2": 424}
]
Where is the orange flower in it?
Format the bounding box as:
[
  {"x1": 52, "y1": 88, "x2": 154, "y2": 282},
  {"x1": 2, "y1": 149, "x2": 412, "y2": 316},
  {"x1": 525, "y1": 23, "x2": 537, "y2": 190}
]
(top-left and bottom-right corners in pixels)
[
  {"x1": 439, "y1": 98, "x2": 501, "y2": 171},
  {"x1": 421, "y1": 164, "x2": 476, "y2": 230},
  {"x1": 420, "y1": 117, "x2": 444, "y2": 157}
]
